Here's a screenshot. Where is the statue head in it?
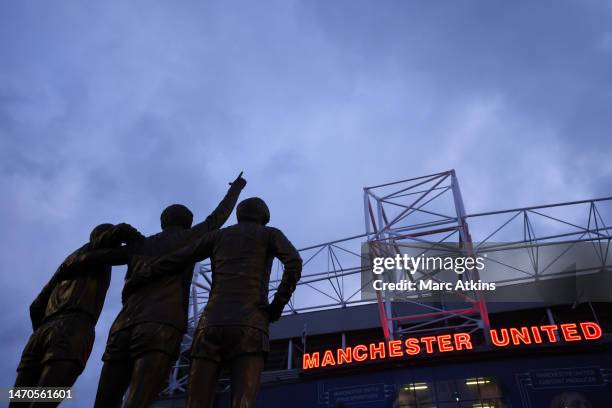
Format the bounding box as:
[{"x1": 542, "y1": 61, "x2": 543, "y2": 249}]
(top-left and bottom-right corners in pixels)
[
  {"x1": 160, "y1": 204, "x2": 194, "y2": 230},
  {"x1": 90, "y1": 223, "x2": 114, "y2": 243},
  {"x1": 237, "y1": 197, "x2": 270, "y2": 225}
]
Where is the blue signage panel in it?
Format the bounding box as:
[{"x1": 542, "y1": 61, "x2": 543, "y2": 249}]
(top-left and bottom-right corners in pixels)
[{"x1": 529, "y1": 366, "x2": 604, "y2": 389}]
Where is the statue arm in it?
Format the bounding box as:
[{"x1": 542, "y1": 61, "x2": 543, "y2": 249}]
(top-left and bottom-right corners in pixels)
[
  {"x1": 267, "y1": 229, "x2": 303, "y2": 321},
  {"x1": 75, "y1": 247, "x2": 131, "y2": 266},
  {"x1": 122, "y1": 231, "x2": 218, "y2": 299},
  {"x1": 149, "y1": 230, "x2": 219, "y2": 278},
  {"x1": 92, "y1": 223, "x2": 145, "y2": 249},
  {"x1": 29, "y1": 244, "x2": 87, "y2": 330},
  {"x1": 29, "y1": 279, "x2": 54, "y2": 331},
  {"x1": 189, "y1": 173, "x2": 246, "y2": 237},
  {"x1": 56, "y1": 223, "x2": 144, "y2": 280}
]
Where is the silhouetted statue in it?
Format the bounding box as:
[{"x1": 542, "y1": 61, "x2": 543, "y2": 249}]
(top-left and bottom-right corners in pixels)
[
  {"x1": 92, "y1": 173, "x2": 246, "y2": 408},
  {"x1": 10, "y1": 223, "x2": 144, "y2": 408},
  {"x1": 147, "y1": 197, "x2": 302, "y2": 408}
]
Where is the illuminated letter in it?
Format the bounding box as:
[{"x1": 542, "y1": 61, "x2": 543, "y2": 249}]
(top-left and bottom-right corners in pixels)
[
  {"x1": 560, "y1": 323, "x2": 581, "y2": 342},
  {"x1": 490, "y1": 329, "x2": 510, "y2": 347},
  {"x1": 337, "y1": 347, "x2": 352, "y2": 365},
  {"x1": 540, "y1": 325, "x2": 559, "y2": 342},
  {"x1": 420, "y1": 336, "x2": 437, "y2": 353},
  {"x1": 353, "y1": 345, "x2": 368, "y2": 362},
  {"x1": 580, "y1": 322, "x2": 602, "y2": 340},
  {"x1": 437, "y1": 335, "x2": 453, "y2": 352},
  {"x1": 388, "y1": 340, "x2": 403, "y2": 357},
  {"x1": 530, "y1": 326, "x2": 542, "y2": 344},
  {"x1": 370, "y1": 342, "x2": 386, "y2": 360},
  {"x1": 321, "y1": 350, "x2": 336, "y2": 367},
  {"x1": 405, "y1": 338, "x2": 420, "y2": 355},
  {"x1": 510, "y1": 327, "x2": 532, "y2": 345},
  {"x1": 303, "y1": 352, "x2": 320, "y2": 370},
  {"x1": 454, "y1": 333, "x2": 473, "y2": 350}
]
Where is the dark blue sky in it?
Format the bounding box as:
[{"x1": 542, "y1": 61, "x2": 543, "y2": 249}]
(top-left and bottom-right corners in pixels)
[{"x1": 1, "y1": 0, "x2": 611, "y2": 405}]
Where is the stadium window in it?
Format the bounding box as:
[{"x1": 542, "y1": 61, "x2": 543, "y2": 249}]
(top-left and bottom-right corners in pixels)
[
  {"x1": 393, "y1": 382, "x2": 433, "y2": 407},
  {"x1": 393, "y1": 377, "x2": 508, "y2": 408}
]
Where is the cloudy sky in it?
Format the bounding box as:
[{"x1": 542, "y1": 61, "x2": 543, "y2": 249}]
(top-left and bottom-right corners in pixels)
[{"x1": 1, "y1": 0, "x2": 611, "y2": 405}]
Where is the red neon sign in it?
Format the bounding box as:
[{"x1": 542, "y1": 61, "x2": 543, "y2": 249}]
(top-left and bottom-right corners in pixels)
[{"x1": 302, "y1": 322, "x2": 602, "y2": 370}]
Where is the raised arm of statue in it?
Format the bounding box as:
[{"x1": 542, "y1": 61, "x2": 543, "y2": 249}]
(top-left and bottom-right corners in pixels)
[{"x1": 189, "y1": 172, "x2": 246, "y2": 238}]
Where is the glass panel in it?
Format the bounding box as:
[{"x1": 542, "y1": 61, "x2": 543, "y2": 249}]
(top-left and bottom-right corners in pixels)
[
  {"x1": 394, "y1": 376, "x2": 508, "y2": 407},
  {"x1": 457, "y1": 377, "x2": 485, "y2": 400},
  {"x1": 394, "y1": 382, "x2": 434, "y2": 407},
  {"x1": 433, "y1": 380, "x2": 459, "y2": 402},
  {"x1": 464, "y1": 377, "x2": 502, "y2": 399},
  {"x1": 463, "y1": 400, "x2": 505, "y2": 408}
]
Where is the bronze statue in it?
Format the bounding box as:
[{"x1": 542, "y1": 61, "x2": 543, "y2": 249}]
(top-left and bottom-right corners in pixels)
[
  {"x1": 10, "y1": 223, "x2": 144, "y2": 408},
  {"x1": 92, "y1": 173, "x2": 247, "y2": 408},
  {"x1": 147, "y1": 197, "x2": 302, "y2": 408}
]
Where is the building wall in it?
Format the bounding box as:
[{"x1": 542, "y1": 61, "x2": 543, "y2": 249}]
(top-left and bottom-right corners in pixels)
[{"x1": 221, "y1": 349, "x2": 611, "y2": 408}]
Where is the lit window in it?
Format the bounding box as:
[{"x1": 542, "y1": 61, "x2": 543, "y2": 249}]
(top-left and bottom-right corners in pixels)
[{"x1": 394, "y1": 377, "x2": 508, "y2": 408}]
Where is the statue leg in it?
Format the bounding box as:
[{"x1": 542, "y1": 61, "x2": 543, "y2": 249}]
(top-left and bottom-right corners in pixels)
[
  {"x1": 29, "y1": 360, "x2": 81, "y2": 408},
  {"x1": 230, "y1": 354, "x2": 264, "y2": 408},
  {"x1": 186, "y1": 358, "x2": 221, "y2": 408},
  {"x1": 12, "y1": 366, "x2": 40, "y2": 387},
  {"x1": 122, "y1": 351, "x2": 174, "y2": 408},
  {"x1": 9, "y1": 367, "x2": 41, "y2": 408},
  {"x1": 93, "y1": 360, "x2": 132, "y2": 408},
  {"x1": 11, "y1": 327, "x2": 44, "y2": 407}
]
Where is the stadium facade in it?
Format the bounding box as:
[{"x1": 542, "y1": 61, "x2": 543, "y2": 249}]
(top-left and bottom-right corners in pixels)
[{"x1": 153, "y1": 171, "x2": 612, "y2": 407}]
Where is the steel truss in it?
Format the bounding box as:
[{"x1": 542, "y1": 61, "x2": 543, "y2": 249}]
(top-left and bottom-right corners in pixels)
[
  {"x1": 163, "y1": 170, "x2": 612, "y2": 396},
  {"x1": 363, "y1": 170, "x2": 491, "y2": 342}
]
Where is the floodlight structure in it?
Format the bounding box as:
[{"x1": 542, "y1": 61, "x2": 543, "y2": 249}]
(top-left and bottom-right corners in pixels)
[
  {"x1": 162, "y1": 170, "x2": 612, "y2": 396},
  {"x1": 363, "y1": 170, "x2": 612, "y2": 343},
  {"x1": 363, "y1": 170, "x2": 491, "y2": 343}
]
